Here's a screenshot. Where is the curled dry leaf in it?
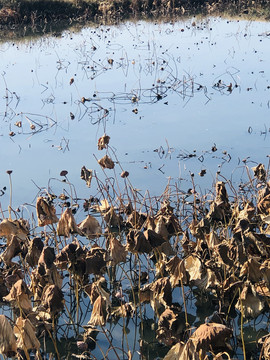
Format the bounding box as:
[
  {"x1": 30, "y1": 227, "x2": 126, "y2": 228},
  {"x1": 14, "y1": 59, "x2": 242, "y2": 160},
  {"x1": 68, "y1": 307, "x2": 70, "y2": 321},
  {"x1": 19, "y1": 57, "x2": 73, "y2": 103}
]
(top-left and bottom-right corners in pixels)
[
  {"x1": 36, "y1": 197, "x2": 58, "y2": 227},
  {"x1": 41, "y1": 284, "x2": 64, "y2": 316},
  {"x1": 14, "y1": 317, "x2": 40, "y2": 351},
  {"x1": 89, "y1": 295, "x2": 107, "y2": 326},
  {"x1": 81, "y1": 166, "x2": 93, "y2": 187},
  {"x1": 185, "y1": 255, "x2": 204, "y2": 282},
  {"x1": 1, "y1": 235, "x2": 21, "y2": 265},
  {"x1": 259, "y1": 334, "x2": 270, "y2": 359},
  {"x1": 78, "y1": 215, "x2": 102, "y2": 239},
  {"x1": 190, "y1": 322, "x2": 232, "y2": 353},
  {"x1": 166, "y1": 256, "x2": 187, "y2": 287},
  {"x1": 0, "y1": 218, "x2": 29, "y2": 244},
  {"x1": 111, "y1": 302, "x2": 135, "y2": 318},
  {"x1": 109, "y1": 236, "x2": 127, "y2": 265},
  {"x1": 235, "y1": 282, "x2": 265, "y2": 318},
  {"x1": 3, "y1": 279, "x2": 32, "y2": 313},
  {"x1": 126, "y1": 230, "x2": 152, "y2": 254},
  {"x1": 98, "y1": 155, "x2": 115, "y2": 169},
  {"x1": 25, "y1": 237, "x2": 44, "y2": 268},
  {"x1": 57, "y1": 208, "x2": 79, "y2": 237},
  {"x1": 103, "y1": 207, "x2": 123, "y2": 228},
  {"x1": 150, "y1": 277, "x2": 172, "y2": 314},
  {"x1": 157, "y1": 307, "x2": 184, "y2": 346},
  {"x1": 85, "y1": 246, "x2": 107, "y2": 275},
  {"x1": 0, "y1": 315, "x2": 17, "y2": 356},
  {"x1": 97, "y1": 134, "x2": 110, "y2": 150},
  {"x1": 38, "y1": 246, "x2": 55, "y2": 270},
  {"x1": 252, "y1": 163, "x2": 266, "y2": 182}
]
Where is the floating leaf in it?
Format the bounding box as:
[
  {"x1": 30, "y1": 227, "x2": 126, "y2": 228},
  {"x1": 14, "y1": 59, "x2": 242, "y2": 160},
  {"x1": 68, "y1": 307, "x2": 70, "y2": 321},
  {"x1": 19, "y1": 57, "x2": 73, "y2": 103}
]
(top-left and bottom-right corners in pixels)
[
  {"x1": 98, "y1": 155, "x2": 115, "y2": 169},
  {"x1": 36, "y1": 197, "x2": 58, "y2": 227}
]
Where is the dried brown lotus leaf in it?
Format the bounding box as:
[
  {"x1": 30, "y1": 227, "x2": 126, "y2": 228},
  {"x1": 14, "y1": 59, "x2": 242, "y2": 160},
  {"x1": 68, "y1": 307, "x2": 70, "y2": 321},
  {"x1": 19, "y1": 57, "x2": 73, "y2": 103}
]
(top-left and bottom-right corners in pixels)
[
  {"x1": 89, "y1": 295, "x2": 107, "y2": 326},
  {"x1": 38, "y1": 246, "x2": 55, "y2": 269},
  {"x1": 98, "y1": 155, "x2": 115, "y2": 169},
  {"x1": 81, "y1": 166, "x2": 93, "y2": 187},
  {"x1": 157, "y1": 307, "x2": 184, "y2": 346},
  {"x1": 144, "y1": 229, "x2": 166, "y2": 248},
  {"x1": 36, "y1": 197, "x2": 58, "y2": 227},
  {"x1": 214, "y1": 242, "x2": 234, "y2": 267},
  {"x1": 150, "y1": 277, "x2": 172, "y2": 313},
  {"x1": 154, "y1": 216, "x2": 169, "y2": 240},
  {"x1": 166, "y1": 256, "x2": 187, "y2": 287},
  {"x1": 245, "y1": 231, "x2": 269, "y2": 257},
  {"x1": 41, "y1": 284, "x2": 64, "y2": 315},
  {"x1": 57, "y1": 208, "x2": 79, "y2": 237},
  {"x1": 0, "y1": 218, "x2": 28, "y2": 244},
  {"x1": 185, "y1": 255, "x2": 204, "y2": 282},
  {"x1": 190, "y1": 322, "x2": 233, "y2": 352},
  {"x1": 206, "y1": 231, "x2": 221, "y2": 250},
  {"x1": 126, "y1": 230, "x2": 152, "y2": 254},
  {"x1": 4, "y1": 279, "x2": 32, "y2": 313},
  {"x1": 260, "y1": 260, "x2": 270, "y2": 284},
  {"x1": 103, "y1": 207, "x2": 123, "y2": 227},
  {"x1": 239, "y1": 258, "x2": 261, "y2": 283},
  {"x1": 252, "y1": 163, "x2": 266, "y2": 182},
  {"x1": 1, "y1": 235, "x2": 21, "y2": 265},
  {"x1": 235, "y1": 282, "x2": 265, "y2": 318},
  {"x1": 25, "y1": 237, "x2": 43, "y2": 268},
  {"x1": 256, "y1": 282, "x2": 270, "y2": 297},
  {"x1": 78, "y1": 215, "x2": 102, "y2": 239},
  {"x1": 109, "y1": 237, "x2": 127, "y2": 265},
  {"x1": 259, "y1": 334, "x2": 270, "y2": 360},
  {"x1": 126, "y1": 211, "x2": 146, "y2": 229},
  {"x1": 258, "y1": 194, "x2": 270, "y2": 216},
  {"x1": 98, "y1": 134, "x2": 110, "y2": 150},
  {"x1": 85, "y1": 246, "x2": 107, "y2": 275},
  {"x1": 111, "y1": 302, "x2": 135, "y2": 318},
  {"x1": 14, "y1": 317, "x2": 40, "y2": 351},
  {"x1": 164, "y1": 341, "x2": 198, "y2": 360},
  {"x1": 0, "y1": 315, "x2": 17, "y2": 356},
  {"x1": 215, "y1": 181, "x2": 230, "y2": 208}
]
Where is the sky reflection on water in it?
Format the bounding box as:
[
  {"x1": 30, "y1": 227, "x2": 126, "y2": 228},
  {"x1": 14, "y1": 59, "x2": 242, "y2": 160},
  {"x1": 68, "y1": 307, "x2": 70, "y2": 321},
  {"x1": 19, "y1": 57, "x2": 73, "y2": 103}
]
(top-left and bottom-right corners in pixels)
[{"x1": 1, "y1": 17, "x2": 270, "y2": 210}]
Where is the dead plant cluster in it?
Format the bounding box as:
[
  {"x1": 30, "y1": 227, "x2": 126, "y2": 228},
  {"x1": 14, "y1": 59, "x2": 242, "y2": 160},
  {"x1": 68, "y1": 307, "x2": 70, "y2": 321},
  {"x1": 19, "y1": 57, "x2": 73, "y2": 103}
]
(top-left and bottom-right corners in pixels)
[{"x1": 1, "y1": 135, "x2": 270, "y2": 359}]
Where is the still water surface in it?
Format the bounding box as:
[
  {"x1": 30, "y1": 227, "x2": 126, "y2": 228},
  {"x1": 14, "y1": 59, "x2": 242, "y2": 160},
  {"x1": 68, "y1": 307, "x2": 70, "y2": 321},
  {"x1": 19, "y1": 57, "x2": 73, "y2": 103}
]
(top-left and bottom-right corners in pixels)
[{"x1": 1, "y1": 17, "x2": 270, "y2": 210}]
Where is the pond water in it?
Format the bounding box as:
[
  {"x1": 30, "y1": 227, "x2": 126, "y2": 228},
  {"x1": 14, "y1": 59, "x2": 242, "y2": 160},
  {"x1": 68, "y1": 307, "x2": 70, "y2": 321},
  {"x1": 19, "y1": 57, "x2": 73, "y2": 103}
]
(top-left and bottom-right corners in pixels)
[
  {"x1": 1, "y1": 17, "x2": 270, "y2": 210},
  {"x1": 1, "y1": 16, "x2": 270, "y2": 359}
]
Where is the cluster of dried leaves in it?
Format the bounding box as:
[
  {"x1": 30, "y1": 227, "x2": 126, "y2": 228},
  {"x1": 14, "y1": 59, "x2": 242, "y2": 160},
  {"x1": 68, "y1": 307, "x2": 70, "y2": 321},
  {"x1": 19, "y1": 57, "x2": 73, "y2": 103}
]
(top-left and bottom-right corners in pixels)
[{"x1": 2, "y1": 143, "x2": 270, "y2": 359}]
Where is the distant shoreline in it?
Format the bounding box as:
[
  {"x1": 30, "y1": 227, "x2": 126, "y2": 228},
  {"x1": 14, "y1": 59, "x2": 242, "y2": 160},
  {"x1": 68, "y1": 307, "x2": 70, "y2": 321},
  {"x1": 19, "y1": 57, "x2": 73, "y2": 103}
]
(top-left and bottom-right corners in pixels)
[{"x1": 0, "y1": 0, "x2": 269, "y2": 37}]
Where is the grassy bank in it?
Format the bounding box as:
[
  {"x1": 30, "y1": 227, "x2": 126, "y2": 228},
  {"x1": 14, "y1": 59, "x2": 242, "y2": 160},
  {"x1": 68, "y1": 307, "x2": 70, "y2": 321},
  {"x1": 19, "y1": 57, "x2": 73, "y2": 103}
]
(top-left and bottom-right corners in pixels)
[{"x1": 0, "y1": 0, "x2": 269, "y2": 36}]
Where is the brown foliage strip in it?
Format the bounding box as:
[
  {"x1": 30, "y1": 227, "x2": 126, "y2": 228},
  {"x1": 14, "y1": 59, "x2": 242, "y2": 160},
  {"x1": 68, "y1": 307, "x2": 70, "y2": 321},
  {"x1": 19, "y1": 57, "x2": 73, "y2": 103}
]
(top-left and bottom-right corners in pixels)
[{"x1": 4, "y1": 164, "x2": 270, "y2": 357}]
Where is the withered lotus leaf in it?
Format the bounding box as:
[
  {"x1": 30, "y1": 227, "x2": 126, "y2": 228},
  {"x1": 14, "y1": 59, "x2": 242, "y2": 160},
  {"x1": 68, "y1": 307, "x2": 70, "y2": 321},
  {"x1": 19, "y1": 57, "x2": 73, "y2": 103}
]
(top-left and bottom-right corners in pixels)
[
  {"x1": 38, "y1": 246, "x2": 55, "y2": 269},
  {"x1": 259, "y1": 334, "x2": 270, "y2": 359},
  {"x1": 89, "y1": 295, "x2": 107, "y2": 326},
  {"x1": 156, "y1": 307, "x2": 183, "y2": 346},
  {"x1": 57, "y1": 208, "x2": 79, "y2": 237},
  {"x1": 235, "y1": 282, "x2": 265, "y2": 318},
  {"x1": 252, "y1": 163, "x2": 266, "y2": 182},
  {"x1": 56, "y1": 241, "x2": 85, "y2": 270},
  {"x1": 3, "y1": 279, "x2": 32, "y2": 313},
  {"x1": 166, "y1": 256, "x2": 187, "y2": 287},
  {"x1": 111, "y1": 302, "x2": 135, "y2": 318},
  {"x1": 98, "y1": 155, "x2": 115, "y2": 169},
  {"x1": 109, "y1": 236, "x2": 127, "y2": 265},
  {"x1": 126, "y1": 211, "x2": 146, "y2": 229},
  {"x1": 144, "y1": 229, "x2": 166, "y2": 248},
  {"x1": 163, "y1": 341, "x2": 198, "y2": 360},
  {"x1": 78, "y1": 215, "x2": 102, "y2": 239},
  {"x1": 25, "y1": 237, "x2": 44, "y2": 268},
  {"x1": 84, "y1": 277, "x2": 110, "y2": 306},
  {"x1": 14, "y1": 317, "x2": 40, "y2": 351},
  {"x1": 260, "y1": 260, "x2": 270, "y2": 284},
  {"x1": 150, "y1": 278, "x2": 172, "y2": 313},
  {"x1": 215, "y1": 181, "x2": 230, "y2": 208},
  {"x1": 0, "y1": 218, "x2": 29, "y2": 244},
  {"x1": 0, "y1": 315, "x2": 17, "y2": 356},
  {"x1": 1, "y1": 235, "x2": 21, "y2": 265},
  {"x1": 103, "y1": 207, "x2": 123, "y2": 228},
  {"x1": 190, "y1": 322, "x2": 233, "y2": 352},
  {"x1": 258, "y1": 193, "x2": 270, "y2": 216},
  {"x1": 185, "y1": 255, "x2": 204, "y2": 282},
  {"x1": 81, "y1": 166, "x2": 93, "y2": 188},
  {"x1": 154, "y1": 217, "x2": 169, "y2": 240},
  {"x1": 239, "y1": 258, "x2": 262, "y2": 283},
  {"x1": 36, "y1": 197, "x2": 58, "y2": 227},
  {"x1": 214, "y1": 243, "x2": 234, "y2": 267},
  {"x1": 41, "y1": 284, "x2": 64, "y2": 315},
  {"x1": 97, "y1": 134, "x2": 110, "y2": 150},
  {"x1": 85, "y1": 246, "x2": 107, "y2": 275},
  {"x1": 126, "y1": 230, "x2": 152, "y2": 254}
]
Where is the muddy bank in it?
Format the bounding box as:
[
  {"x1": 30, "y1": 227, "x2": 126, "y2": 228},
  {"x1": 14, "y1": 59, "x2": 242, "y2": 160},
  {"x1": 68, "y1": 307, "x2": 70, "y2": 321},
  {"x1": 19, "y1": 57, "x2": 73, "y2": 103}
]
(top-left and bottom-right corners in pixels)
[{"x1": 0, "y1": 0, "x2": 269, "y2": 37}]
